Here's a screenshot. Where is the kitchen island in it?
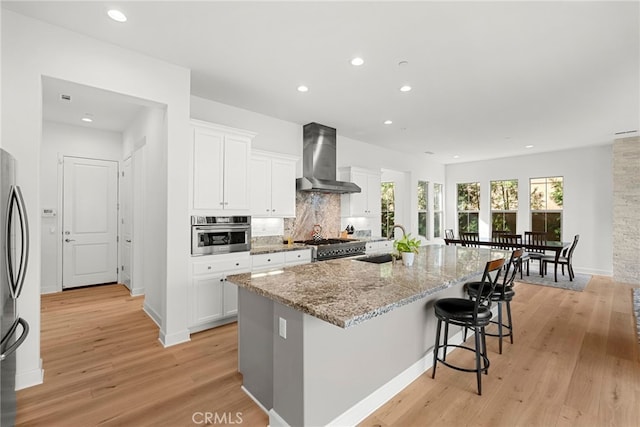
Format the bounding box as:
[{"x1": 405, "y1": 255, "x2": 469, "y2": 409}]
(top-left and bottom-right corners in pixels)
[{"x1": 227, "y1": 245, "x2": 506, "y2": 427}]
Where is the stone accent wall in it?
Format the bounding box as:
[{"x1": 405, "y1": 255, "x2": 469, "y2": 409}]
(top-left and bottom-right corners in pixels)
[
  {"x1": 284, "y1": 192, "x2": 341, "y2": 241},
  {"x1": 613, "y1": 136, "x2": 640, "y2": 285}
]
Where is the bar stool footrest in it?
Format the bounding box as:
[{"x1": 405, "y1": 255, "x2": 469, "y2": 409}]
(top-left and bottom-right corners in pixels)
[{"x1": 435, "y1": 343, "x2": 490, "y2": 373}]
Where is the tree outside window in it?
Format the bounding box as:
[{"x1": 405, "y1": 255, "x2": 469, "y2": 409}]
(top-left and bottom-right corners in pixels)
[
  {"x1": 381, "y1": 182, "x2": 395, "y2": 238},
  {"x1": 433, "y1": 183, "x2": 443, "y2": 238},
  {"x1": 457, "y1": 182, "x2": 480, "y2": 233},
  {"x1": 491, "y1": 179, "x2": 518, "y2": 233},
  {"x1": 530, "y1": 177, "x2": 563, "y2": 241},
  {"x1": 418, "y1": 181, "x2": 429, "y2": 238}
]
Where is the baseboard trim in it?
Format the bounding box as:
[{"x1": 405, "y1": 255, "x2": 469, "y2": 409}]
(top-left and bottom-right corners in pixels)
[
  {"x1": 268, "y1": 408, "x2": 291, "y2": 427},
  {"x1": 326, "y1": 329, "x2": 466, "y2": 427},
  {"x1": 159, "y1": 329, "x2": 191, "y2": 348},
  {"x1": 16, "y1": 358, "x2": 44, "y2": 390},
  {"x1": 143, "y1": 301, "x2": 162, "y2": 327},
  {"x1": 241, "y1": 385, "x2": 269, "y2": 415}
]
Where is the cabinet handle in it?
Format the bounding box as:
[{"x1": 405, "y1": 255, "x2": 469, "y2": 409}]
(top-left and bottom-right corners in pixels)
[
  {"x1": 224, "y1": 202, "x2": 229, "y2": 205},
  {"x1": 220, "y1": 278, "x2": 224, "y2": 282},
  {"x1": 207, "y1": 266, "x2": 212, "y2": 270},
  {"x1": 267, "y1": 258, "x2": 271, "y2": 262},
  {"x1": 219, "y1": 202, "x2": 224, "y2": 205},
  {"x1": 266, "y1": 209, "x2": 270, "y2": 212},
  {"x1": 272, "y1": 209, "x2": 275, "y2": 212},
  {"x1": 235, "y1": 262, "x2": 240, "y2": 266}
]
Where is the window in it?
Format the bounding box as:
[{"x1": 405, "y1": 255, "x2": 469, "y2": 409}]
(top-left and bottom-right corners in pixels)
[
  {"x1": 530, "y1": 177, "x2": 563, "y2": 241},
  {"x1": 381, "y1": 182, "x2": 395, "y2": 238},
  {"x1": 433, "y1": 183, "x2": 443, "y2": 238},
  {"x1": 491, "y1": 179, "x2": 518, "y2": 233},
  {"x1": 418, "y1": 181, "x2": 429, "y2": 238},
  {"x1": 457, "y1": 182, "x2": 480, "y2": 233}
]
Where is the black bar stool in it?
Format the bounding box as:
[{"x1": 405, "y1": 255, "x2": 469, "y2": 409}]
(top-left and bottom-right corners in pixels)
[
  {"x1": 431, "y1": 257, "x2": 505, "y2": 395},
  {"x1": 465, "y1": 249, "x2": 523, "y2": 354}
]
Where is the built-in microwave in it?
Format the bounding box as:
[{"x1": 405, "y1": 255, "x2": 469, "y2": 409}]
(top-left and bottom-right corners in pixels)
[{"x1": 191, "y1": 216, "x2": 251, "y2": 256}]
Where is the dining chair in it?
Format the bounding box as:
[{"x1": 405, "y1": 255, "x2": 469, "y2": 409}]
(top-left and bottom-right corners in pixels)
[
  {"x1": 523, "y1": 231, "x2": 546, "y2": 275},
  {"x1": 495, "y1": 234, "x2": 529, "y2": 278},
  {"x1": 460, "y1": 232, "x2": 480, "y2": 247},
  {"x1": 445, "y1": 229, "x2": 455, "y2": 240},
  {"x1": 542, "y1": 234, "x2": 579, "y2": 281}
]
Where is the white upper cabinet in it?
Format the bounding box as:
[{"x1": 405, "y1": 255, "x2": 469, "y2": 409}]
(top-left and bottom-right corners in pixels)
[
  {"x1": 339, "y1": 167, "x2": 381, "y2": 217},
  {"x1": 191, "y1": 120, "x2": 255, "y2": 212},
  {"x1": 251, "y1": 150, "x2": 297, "y2": 218}
]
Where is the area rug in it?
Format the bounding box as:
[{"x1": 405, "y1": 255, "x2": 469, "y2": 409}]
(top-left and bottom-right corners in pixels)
[
  {"x1": 515, "y1": 272, "x2": 591, "y2": 292},
  {"x1": 633, "y1": 288, "x2": 640, "y2": 343}
]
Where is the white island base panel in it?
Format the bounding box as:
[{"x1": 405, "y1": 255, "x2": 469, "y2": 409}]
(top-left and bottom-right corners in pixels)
[{"x1": 238, "y1": 283, "x2": 469, "y2": 427}]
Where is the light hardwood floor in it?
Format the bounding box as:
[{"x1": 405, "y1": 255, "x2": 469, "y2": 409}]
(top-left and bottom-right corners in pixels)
[{"x1": 17, "y1": 276, "x2": 640, "y2": 426}]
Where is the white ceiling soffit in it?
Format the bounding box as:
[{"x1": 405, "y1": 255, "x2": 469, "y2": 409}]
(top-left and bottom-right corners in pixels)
[{"x1": 5, "y1": 1, "x2": 639, "y2": 164}]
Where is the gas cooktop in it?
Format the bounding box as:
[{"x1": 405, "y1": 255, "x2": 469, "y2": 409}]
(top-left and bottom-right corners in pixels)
[{"x1": 294, "y1": 238, "x2": 366, "y2": 261}]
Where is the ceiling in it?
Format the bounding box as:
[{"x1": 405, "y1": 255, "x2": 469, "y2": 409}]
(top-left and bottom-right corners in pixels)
[{"x1": 4, "y1": 1, "x2": 639, "y2": 164}]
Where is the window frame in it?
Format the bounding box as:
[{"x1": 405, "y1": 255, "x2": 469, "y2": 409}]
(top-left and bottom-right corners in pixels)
[
  {"x1": 418, "y1": 180, "x2": 429, "y2": 238},
  {"x1": 529, "y1": 176, "x2": 563, "y2": 241},
  {"x1": 433, "y1": 183, "x2": 444, "y2": 238},
  {"x1": 457, "y1": 182, "x2": 480, "y2": 233},
  {"x1": 490, "y1": 179, "x2": 518, "y2": 234}
]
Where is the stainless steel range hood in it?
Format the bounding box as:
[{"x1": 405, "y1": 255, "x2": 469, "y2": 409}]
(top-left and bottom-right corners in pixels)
[{"x1": 296, "y1": 123, "x2": 361, "y2": 194}]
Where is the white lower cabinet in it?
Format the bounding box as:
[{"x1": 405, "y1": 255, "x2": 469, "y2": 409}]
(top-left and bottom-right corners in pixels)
[
  {"x1": 251, "y1": 249, "x2": 312, "y2": 272},
  {"x1": 189, "y1": 252, "x2": 250, "y2": 333}
]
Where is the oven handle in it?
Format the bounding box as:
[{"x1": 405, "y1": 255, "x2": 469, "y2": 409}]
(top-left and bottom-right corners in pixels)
[{"x1": 193, "y1": 225, "x2": 250, "y2": 231}]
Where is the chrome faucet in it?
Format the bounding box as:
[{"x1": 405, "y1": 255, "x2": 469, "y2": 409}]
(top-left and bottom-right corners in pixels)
[{"x1": 389, "y1": 224, "x2": 406, "y2": 240}]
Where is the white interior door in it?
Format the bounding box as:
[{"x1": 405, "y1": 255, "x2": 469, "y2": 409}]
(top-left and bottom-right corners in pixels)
[
  {"x1": 120, "y1": 157, "x2": 132, "y2": 290},
  {"x1": 62, "y1": 157, "x2": 118, "y2": 289}
]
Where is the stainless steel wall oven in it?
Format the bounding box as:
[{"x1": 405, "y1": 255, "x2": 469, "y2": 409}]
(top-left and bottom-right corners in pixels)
[{"x1": 191, "y1": 216, "x2": 251, "y2": 256}]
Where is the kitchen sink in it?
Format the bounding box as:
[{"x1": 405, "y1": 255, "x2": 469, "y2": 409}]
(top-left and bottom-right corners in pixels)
[{"x1": 354, "y1": 253, "x2": 394, "y2": 264}]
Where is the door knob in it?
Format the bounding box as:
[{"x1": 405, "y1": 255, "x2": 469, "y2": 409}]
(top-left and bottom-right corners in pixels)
[{"x1": 65, "y1": 238, "x2": 75, "y2": 242}]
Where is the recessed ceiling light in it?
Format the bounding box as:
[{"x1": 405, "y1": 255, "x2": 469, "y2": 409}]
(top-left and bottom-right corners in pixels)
[
  {"x1": 400, "y1": 85, "x2": 412, "y2": 92},
  {"x1": 384, "y1": 120, "x2": 393, "y2": 125},
  {"x1": 107, "y1": 9, "x2": 127, "y2": 23},
  {"x1": 297, "y1": 85, "x2": 309, "y2": 92},
  {"x1": 424, "y1": 151, "x2": 434, "y2": 155},
  {"x1": 525, "y1": 145, "x2": 534, "y2": 149},
  {"x1": 351, "y1": 57, "x2": 364, "y2": 66},
  {"x1": 398, "y1": 61, "x2": 409, "y2": 67},
  {"x1": 453, "y1": 155, "x2": 460, "y2": 159},
  {"x1": 82, "y1": 117, "x2": 93, "y2": 123}
]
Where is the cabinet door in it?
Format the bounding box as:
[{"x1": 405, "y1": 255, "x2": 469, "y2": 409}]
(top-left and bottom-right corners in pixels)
[
  {"x1": 192, "y1": 275, "x2": 224, "y2": 325},
  {"x1": 366, "y1": 172, "x2": 382, "y2": 216},
  {"x1": 270, "y1": 157, "x2": 296, "y2": 217},
  {"x1": 193, "y1": 128, "x2": 224, "y2": 210},
  {"x1": 250, "y1": 156, "x2": 271, "y2": 217},
  {"x1": 349, "y1": 169, "x2": 369, "y2": 216},
  {"x1": 223, "y1": 135, "x2": 251, "y2": 210},
  {"x1": 223, "y1": 281, "x2": 238, "y2": 316}
]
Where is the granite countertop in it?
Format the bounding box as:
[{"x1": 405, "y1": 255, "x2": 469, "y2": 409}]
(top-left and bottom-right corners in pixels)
[
  {"x1": 250, "y1": 243, "x2": 310, "y2": 255},
  {"x1": 227, "y1": 245, "x2": 508, "y2": 329}
]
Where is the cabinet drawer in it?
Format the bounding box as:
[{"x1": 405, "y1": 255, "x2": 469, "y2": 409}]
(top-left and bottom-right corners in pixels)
[
  {"x1": 192, "y1": 254, "x2": 251, "y2": 276},
  {"x1": 284, "y1": 249, "x2": 311, "y2": 265},
  {"x1": 366, "y1": 240, "x2": 393, "y2": 254},
  {"x1": 252, "y1": 252, "x2": 286, "y2": 270}
]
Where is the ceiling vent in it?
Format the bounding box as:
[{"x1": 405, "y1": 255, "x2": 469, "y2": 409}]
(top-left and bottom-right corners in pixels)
[{"x1": 59, "y1": 94, "x2": 72, "y2": 102}]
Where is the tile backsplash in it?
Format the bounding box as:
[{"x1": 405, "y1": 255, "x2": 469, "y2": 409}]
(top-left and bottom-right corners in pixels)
[{"x1": 284, "y1": 192, "x2": 341, "y2": 241}]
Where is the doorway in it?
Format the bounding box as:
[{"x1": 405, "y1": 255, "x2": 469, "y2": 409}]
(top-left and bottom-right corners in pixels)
[{"x1": 62, "y1": 156, "x2": 119, "y2": 289}]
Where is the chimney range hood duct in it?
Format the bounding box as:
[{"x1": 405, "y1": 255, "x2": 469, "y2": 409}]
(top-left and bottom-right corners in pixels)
[{"x1": 296, "y1": 122, "x2": 361, "y2": 194}]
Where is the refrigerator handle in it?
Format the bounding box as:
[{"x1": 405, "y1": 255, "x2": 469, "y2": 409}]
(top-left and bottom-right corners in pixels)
[
  {"x1": 5, "y1": 185, "x2": 29, "y2": 300},
  {"x1": 0, "y1": 318, "x2": 29, "y2": 361},
  {"x1": 13, "y1": 186, "x2": 30, "y2": 300}
]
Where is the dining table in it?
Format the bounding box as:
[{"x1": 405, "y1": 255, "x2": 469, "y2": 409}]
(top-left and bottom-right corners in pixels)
[{"x1": 444, "y1": 237, "x2": 572, "y2": 282}]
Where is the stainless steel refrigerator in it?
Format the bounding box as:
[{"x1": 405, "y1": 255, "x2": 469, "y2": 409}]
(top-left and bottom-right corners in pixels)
[{"x1": 0, "y1": 149, "x2": 30, "y2": 426}]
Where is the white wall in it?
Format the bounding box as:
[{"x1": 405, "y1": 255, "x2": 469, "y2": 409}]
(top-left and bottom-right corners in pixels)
[
  {"x1": 40, "y1": 121, "x2": 123, "y2": 293},
  {"x1": 445, "y1": 144, "x2": 613, "y2": 276},
  {"x1": 122, "y1": 107, "x2": 168, "y2": 320},
  {"x1": 2, "y1": 10, "x2": 191, "y2": 388}
]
